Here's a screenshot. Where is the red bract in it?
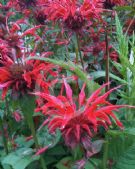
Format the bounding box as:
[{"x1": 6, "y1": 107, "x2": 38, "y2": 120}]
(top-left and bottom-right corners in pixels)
[
  {"x1": 35, "y1": 146, "x2": 49, "y2": 156},
  {"x1": 12, "y1": 111, "x2": 22, "y2": 122},
  {"x1": 0, "y1": 56, "x2": 57, "y2": 99},
  {"x1": 46, "y1": 0, "x2": 102, "y2": 31},
  {"x1": 35, "y1": 80, "x2": 132, "y2": 149}
]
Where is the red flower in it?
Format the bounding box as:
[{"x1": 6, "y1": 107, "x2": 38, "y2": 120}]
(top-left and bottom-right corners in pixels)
[
  {"x1": 0, "y1": 57, "x2": 57, "y2": 99},
  {"x1": 46, "y1": 0, "x2": 102, "y2": 31},
  {"x1": 35, "y1": 80, "x2": 133, "y2": 149}
]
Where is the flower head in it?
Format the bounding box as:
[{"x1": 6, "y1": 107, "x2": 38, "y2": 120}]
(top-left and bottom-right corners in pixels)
[
  {"x1": 0, "y1": 57, "x2": 57, "y2": 99},
  {"x1": 46, "y1": 0, "x2": 102, "y2": 31},
  {"x1": 35, "y1": 80, "x2": 131, "y2": 149}
]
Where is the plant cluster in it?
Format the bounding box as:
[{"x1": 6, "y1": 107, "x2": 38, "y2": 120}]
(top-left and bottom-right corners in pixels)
[{"x1": 0, "y1": 0, "x2": 135, "y2": 169}]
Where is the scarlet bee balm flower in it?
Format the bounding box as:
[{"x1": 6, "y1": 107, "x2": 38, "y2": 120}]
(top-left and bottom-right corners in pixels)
[
  {"x1": 0, "y1": 56, "x2": 56, "y2": 99},
  {"x1": 35, "y1": 80, "x2": 132, "y2": 150},
  {"x1": 46, "y1": 0, "x2": 102, "y2": 31}
]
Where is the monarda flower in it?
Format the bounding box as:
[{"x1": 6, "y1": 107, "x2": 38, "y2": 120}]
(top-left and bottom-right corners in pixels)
[
  {"x1": 0, "y1": 56, "x2": 56, "y2": 99},
  {"x1": 46, "y1": 0, "x2": 102, "y2": 31},
  {"x1": 35, "y1": 80, "x2": 133, "y2": 150}
]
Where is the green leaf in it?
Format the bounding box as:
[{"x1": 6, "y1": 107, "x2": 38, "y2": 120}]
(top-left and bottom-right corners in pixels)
[
  {"x1": 85, "y1": 161, "x2": 95, "y2": 169},
  {"x1": 2, "y1": 149, "x2": 39, "y2": 169},
  {"x1": 26, "y1": 57, "x2": 100, "y2": 94},
  {"x1": 107, "y1": 129, "x2": 135, "y2": 169},
  {"x1": 37, "y1": 127, "x2": 61, "y2": 148},
  {"x1": 1, "y1": 164, "x2": 11, "y2": 169},
  {"x1": 115, "y1": 14, "x2": 129, "y2": 74},
  {"x1": 46, "y1": 145, "x2": 66, "y2": 156},
  {"x1": 90, "y1": 71, "x2": 127, "y2": 84},
  {"x1": 15, "y1": 136, "x2": 34, "y2": 148},
  {"x1": 112, "y1": 143, "x2": 135, "y2": 169},
  {"x1": 114, "y1": 6, "x2": 132, "y2": 11}
]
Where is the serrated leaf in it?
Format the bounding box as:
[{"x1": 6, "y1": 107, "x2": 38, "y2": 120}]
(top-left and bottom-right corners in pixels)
[
  {"x1": 107, "y1": 129, "x2": 135, "y2": 169},
  {"x1": 112, "y1": 143, "x2": 135, "y2": 169}
]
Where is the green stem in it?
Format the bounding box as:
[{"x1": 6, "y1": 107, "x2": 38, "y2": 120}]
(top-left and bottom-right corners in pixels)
[
  {"x1": 76, "y1": 33, "x2": 84, "y2": 70},
  {"x1": 75, "y1": 37, "x2": 79, "y2": 64},
  {"x1": 0, "y1": 119, "x2": 9, "y2": 154},
  {"x1": 5, "y1": 97, "x2": 12, "y2": 136},
  {"x1": 105, "y1": 26, "x2": 110, "y2": 93},
  {"x1": 102, "y1": 140, "x2": 109, "y2": 169},
  {"x1": 25, "y1": 115, "x2": 47, "y2": 169}
]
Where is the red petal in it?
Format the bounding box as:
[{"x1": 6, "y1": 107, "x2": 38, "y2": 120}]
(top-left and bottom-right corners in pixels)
[
  {"x1": 35, "y1": 146, "x2": 48, "y2": 156},
  {"x1": 85, "y1": 82, "x2": 110, "y2": 109},
  {"x1": 38, "y1": 118, "x2": 50, "y2": 131},
  {"x1": 48, "y1": 118, "x2": 66, "y2": 132},
  {"x1": 93, "y1": 85, "x2": 122, "y2": 105},
  {"x1": 82, "y1": 124, "x2": 93, "y2": 137},
  {"x1": 63, "y1": 128, "x2": 72, "y2": 144},
  {"x1": 63, "y1": 79, "x2": 74, "y2": 108},
  {"x1": 0, "y1": 80, "x2": 13, "y2": 88},
  {"x1": 22, "y1": 25, "x2": 42, "y2": 36},
  {"x1": 34, "y1": 92, "x2": 64, "y2": 109},
  {"x1": 75, "y1": 124, "x2": 80, "y2": 142},
  {"x1": 97, "y1": 121, "x2": 108, "y2": 130},
  {"x1": 95, "y1": 112, "x2": 112, "y2": 125},
  {"x1": 2, "y1": 87, "x2": 8, "y2": 100},
  {"x1": 79, "y1": 83, "x2": 86, "y2": 107}
]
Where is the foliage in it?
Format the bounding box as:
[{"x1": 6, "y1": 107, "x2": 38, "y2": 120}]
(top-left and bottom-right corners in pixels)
[{"x1": 0, "y1": 0, "x2": 135, "y2": 169}]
